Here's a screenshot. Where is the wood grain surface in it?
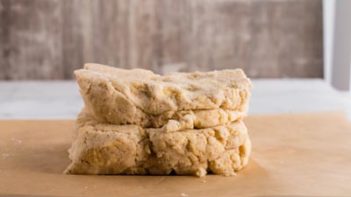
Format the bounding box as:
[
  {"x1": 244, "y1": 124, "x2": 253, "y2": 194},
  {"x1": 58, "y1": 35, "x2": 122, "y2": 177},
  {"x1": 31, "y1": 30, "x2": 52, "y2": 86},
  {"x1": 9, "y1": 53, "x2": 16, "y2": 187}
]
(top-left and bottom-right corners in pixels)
[
  {"x1": 0, "y1": 0, "x2": 323, "y2": 80},
  {"x1": 0, "y1": 113, "x2": 351, "y2": 196}
]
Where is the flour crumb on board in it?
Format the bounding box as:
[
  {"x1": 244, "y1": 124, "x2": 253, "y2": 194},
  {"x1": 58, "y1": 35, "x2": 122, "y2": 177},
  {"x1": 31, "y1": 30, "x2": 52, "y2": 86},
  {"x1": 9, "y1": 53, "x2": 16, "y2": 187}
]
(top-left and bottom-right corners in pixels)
[
  {"x1": 11, "y1": 138, "x2": 22, "y2": 144},
  {"x1": 2, "y1": 153, "x2": 10, "y2": 159},
  {"x1": 180, "y1": 193, "x2": 189, "y2": 197}
]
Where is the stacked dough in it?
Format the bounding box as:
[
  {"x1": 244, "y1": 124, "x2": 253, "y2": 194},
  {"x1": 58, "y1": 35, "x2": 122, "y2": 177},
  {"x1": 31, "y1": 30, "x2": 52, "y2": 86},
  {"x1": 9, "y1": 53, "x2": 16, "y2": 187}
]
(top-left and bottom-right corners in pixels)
[{"x1": 65, "y1": 64, "x2": 252, "y2": 176}]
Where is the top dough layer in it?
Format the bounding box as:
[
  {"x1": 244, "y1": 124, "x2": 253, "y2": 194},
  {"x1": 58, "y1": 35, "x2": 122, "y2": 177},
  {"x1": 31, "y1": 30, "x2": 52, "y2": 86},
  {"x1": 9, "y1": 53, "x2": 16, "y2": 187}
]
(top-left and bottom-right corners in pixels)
[{"x1": 75, "y1": 64, "x2": 252, "y2": 126}]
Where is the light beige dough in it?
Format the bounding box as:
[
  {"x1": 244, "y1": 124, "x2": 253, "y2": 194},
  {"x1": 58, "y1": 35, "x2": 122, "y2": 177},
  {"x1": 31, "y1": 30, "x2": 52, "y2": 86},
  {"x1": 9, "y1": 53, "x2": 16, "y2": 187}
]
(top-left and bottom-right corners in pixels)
[
  {"x1": 75, "y1": 64, "x2": 251, "y2": 127},
  {"x1": 65, "y1": 112, "x2": 251, "y2": 176},
  {"x1": 66, "y1": 64, "x2": 252, "y2": 177},
  {"x1": 78, "y1": 107, "x2": 245, "y2": 132}
]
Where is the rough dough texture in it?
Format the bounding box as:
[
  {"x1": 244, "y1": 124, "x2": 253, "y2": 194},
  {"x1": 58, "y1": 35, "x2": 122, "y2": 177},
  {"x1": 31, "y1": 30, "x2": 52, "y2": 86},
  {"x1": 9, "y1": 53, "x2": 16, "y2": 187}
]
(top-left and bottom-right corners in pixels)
[
  {"x1": 75, "y1": 63, "x2": 251, "y2": 127},
  {"x1": 65, "y1": 112, "x2": 251, "y2": 176},
  {"x1": 65, "y1": 123, "x2": 148, "y2": 175},
  {"x1": 66, "y1": 64, "x2": 252, "y2": 177},
  {"x1": 79, "y1": 107, "x2": 245, "y2": 132}
]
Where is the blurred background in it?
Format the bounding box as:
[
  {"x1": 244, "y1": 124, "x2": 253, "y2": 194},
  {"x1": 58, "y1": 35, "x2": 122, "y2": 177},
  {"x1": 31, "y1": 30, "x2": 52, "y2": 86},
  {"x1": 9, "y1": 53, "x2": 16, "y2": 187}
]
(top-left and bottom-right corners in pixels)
[
  {"x1": 0, "y1": 0, "x2": 350, "y2": 119},
  {"x1": 0, "y1": 1, "x2": 326, "y2": 78}
]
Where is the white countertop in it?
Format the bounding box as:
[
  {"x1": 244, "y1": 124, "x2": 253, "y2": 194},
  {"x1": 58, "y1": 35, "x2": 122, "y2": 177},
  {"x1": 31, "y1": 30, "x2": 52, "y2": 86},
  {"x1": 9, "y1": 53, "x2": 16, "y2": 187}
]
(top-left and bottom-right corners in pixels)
[{"x1": 0, "y1": 79, "x2": 350, "y2": 120}]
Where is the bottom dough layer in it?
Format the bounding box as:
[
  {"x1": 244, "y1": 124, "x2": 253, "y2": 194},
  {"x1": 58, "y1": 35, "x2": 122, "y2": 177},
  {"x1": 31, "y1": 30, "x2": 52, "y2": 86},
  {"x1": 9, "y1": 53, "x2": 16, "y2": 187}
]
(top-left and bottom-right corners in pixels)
[{"x1": 65, "y1": 114, "x2": 251, "y2": 176}]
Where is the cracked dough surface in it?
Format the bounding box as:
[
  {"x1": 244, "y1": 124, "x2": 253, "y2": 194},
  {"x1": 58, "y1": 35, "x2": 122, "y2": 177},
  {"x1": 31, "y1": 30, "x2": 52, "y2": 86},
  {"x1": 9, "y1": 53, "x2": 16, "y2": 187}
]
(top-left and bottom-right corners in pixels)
[
  {"x1": 79, "y1": 107, "x2": 245, "y2": 132},
  {"x1": 65, "y1": 111, "x2": 251, "y2": 176},
  {"x1": 75, "y1": 64, "x2": 251, "y2": 127}
]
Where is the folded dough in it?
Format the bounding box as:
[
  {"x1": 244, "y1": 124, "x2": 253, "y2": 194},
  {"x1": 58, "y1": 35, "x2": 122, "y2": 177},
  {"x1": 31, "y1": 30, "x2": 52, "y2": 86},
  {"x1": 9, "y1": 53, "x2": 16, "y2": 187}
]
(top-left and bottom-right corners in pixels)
[
  {"x1": 65, "y1": 111, "x2": 251, "y2": 176},
  {"x1": 66, "y1": 64, "x2": 253, "y2": 177},
  {"x1": 75, "y1": 64, "x2": 251, "y2": 127}
]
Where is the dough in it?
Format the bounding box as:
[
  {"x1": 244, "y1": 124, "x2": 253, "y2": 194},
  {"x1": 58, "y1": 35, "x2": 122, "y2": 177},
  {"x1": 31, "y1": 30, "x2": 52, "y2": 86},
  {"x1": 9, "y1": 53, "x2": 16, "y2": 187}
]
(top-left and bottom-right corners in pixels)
[
  {"x1": 75, "y1": 63, "x2": 251, "y2": 127},
  {"x1": 65, "y1": 111, "x2": 251, "y2": 176},
  {"x1": 65, "y1": 123, "x2": 148, "y2": 175},
  {"x1": 78, "y1": 107, "x2": 245, "y2": 132},
  {"x1": 152, "y1": 108, "x2": 245, "y2": 131},
  {"x1": 147, "y1": 118, "x2": 251, "y2": 176},
  {"x1": 66, "y1": 64, "x2": 252, "y2": 177}
]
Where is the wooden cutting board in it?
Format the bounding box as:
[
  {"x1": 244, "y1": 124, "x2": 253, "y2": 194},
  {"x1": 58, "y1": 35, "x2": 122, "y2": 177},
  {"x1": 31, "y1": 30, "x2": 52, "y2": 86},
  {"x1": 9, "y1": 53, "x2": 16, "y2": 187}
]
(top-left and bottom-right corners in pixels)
[{"x1": 1, "y1": 112, "x2": 351, "y2": 197}]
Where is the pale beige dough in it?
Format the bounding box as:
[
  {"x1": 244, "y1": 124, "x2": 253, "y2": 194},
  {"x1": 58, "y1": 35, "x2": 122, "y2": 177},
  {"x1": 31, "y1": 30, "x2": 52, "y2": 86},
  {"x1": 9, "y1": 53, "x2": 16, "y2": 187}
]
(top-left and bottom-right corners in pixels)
[
  {"x1": 75, "y1": 64, "x2": 251, "y2": 127},
  {"x1": 65, "y1": 123, "x2": 149, "y2": 175},
  {"x1": 65, "y1": 112, "x2": 251, "y2": 176},
  {"x1": 66, "y1": 64, "x2": 252, "y2": 176},
  {"x1": 78, "y1": 107, "x2": 245, "y2": 132},
  {"x1": 147, "y1": 118, "x2": 251, "y2": 176}
]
